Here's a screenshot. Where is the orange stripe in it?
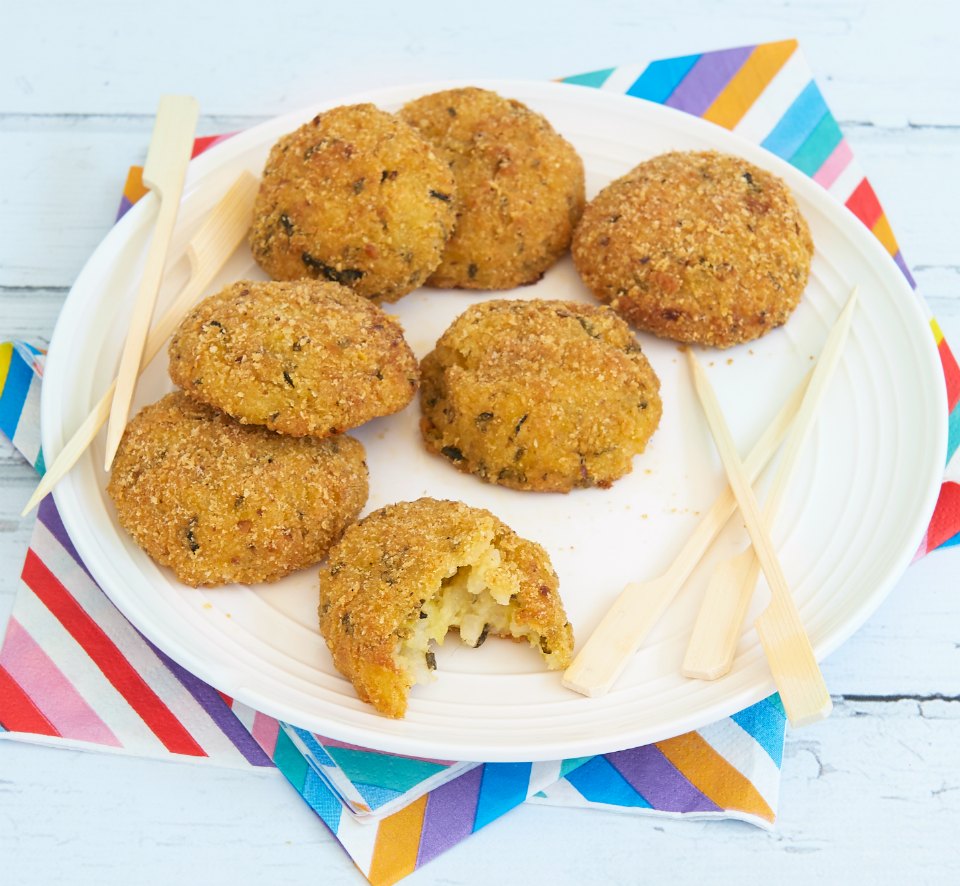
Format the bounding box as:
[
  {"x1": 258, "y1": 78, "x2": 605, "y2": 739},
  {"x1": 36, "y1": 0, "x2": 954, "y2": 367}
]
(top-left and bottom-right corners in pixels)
[
  {"x1": 702, "y1": 39, "x2": 797, "y2": 130},
  {"x1": 367, "y1": 794, "x2": 427, "y2": 886},
  {"x1": 656, "y1": 731, "x2": 775, "y2": 822},
  {"x1": 122, "y1": 165, "x2": 148, "y2": 205},
  {"x1": 871, "y1": 212, "x2": 899, "y2": 256}
]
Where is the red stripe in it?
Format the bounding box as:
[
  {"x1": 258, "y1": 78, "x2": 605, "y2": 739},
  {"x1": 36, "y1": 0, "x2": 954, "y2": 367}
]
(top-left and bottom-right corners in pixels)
[
  {"x1": 926, "y1": 481, "x2": 960, "y2": 551},
  {"x1": 21, "y1": 550, "x2": 207, "y2": 757},
  {"x1": 0, "y1": 665, "x2": 61, "y2": 736},
  {"x1": 191, "y1": 133, "x2": 236, "y2": 158},
  {"x1": 844, "y1": 178, "x2": 883, "y2": 229},
  {"x1": 939, "y1": 339, "x2": 960, "y2": 410},
  {"x1": 217, "y1": 690, "x2": 234, "y2": 707}
]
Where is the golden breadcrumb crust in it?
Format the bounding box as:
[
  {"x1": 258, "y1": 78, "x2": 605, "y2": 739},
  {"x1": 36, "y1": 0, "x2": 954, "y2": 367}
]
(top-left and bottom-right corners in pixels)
[
  {"x1": 250, "y1": 103, "x2": 457, "y2": 303},
  {"x1": 419, "y1": 299, "x2": 662, "y2": 492},
  {"x1": 572, "y1": 150, "x2": 813, "y2": 348},
  {"x1": 318, "y1": 497, "x2": 573, "y2": 718},
  {"x1": 168, "y1": 279, "x2": 419, "y2": 437},
  {"x1": 400, "y1": 88, "x2": 585, "y2": 290},
  {"x1": 107, "y1": 392, "x2": 368, "y2": 587}
]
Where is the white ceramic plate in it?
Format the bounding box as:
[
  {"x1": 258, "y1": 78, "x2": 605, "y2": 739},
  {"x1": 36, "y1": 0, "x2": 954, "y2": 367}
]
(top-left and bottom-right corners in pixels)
[{"x1": 45, "y1": 80, "x2": 946, "y2": 762}]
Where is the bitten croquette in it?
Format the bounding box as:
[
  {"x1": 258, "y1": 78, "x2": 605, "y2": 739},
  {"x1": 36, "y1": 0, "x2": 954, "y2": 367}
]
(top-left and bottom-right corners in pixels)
[
  {"x1": 250, "y1": 104, "x2": 457, "y2": 303},
  {"x1": 572, "y1": 150, "x2": 813, "y2": 348},
  {"x1": 107, "y1": 393, "x2": 368, "y2": 587},
  {"x1": 318, "y1": 497, "x2": 573, "y2": 718},
  {"x1": 168, "y1": 279, "x2": 419, "y2": 437},
  {"x1": 400, "y1": 88, "x2": 585, "y2": 290},
  {"x1": 419, "y1": 299, "x2": 662, "y2": 492}
]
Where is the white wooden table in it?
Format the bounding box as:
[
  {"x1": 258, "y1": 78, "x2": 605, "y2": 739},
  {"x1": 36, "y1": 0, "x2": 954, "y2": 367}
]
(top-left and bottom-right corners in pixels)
[{"x1": 2, "y1": 2, "x2": 958, "y2": 882}]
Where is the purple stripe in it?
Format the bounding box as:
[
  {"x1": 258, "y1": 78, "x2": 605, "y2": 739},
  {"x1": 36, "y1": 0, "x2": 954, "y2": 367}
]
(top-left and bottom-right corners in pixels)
[
  {"x1": 665, "y1": 45, "x2": 754, "y2": 117},
  {"x1": 605, "y1": 745, "x2": 723, "y2": 813},
  {"x1": 116, "y1": 196, "x2": 134, "y2": 222},
  {"x1": 37, "y1": 497, "x2": 92, "y2": 580},
  {"x1": 893, "y1": 250, "x2": 917, "y2": 289},
  {"x1": 37, "y1": 492, "x2": 271, "y2": 766},
  {"x1": 141, "y1": 635, "x2": 273, "y2": 767},
  {"x1": 416, "y1": 764, "x2": 484, "y2": 867}
]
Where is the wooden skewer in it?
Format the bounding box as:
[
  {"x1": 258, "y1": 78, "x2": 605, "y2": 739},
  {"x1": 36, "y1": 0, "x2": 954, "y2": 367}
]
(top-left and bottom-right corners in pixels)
[
  {"x1": 686, "y1": 349, "x2": 832, "y2": 728},
  {"x1": 22, "y1": 171, "x2": 258, "y2": 516},
  {"x1": 683, "y1": 287, "x2": 859, "y2": 680},
  {"x1": 103, "y1": 95, "x2": 199, "y2": 471},
  {"x1": 562, "y1": 367, "x2": 813, "y2": 698}
]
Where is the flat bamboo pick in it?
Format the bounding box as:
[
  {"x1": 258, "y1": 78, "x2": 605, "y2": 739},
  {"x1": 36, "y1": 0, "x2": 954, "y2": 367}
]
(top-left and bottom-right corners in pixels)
[
  {"x1": 103, "y1": 95, "x2": 199, "y2": 471},
  {"x1": 683, "y1": 287, "x2": 859, "y2": 680},
  {"x1": 22, "y1": 171, "x2": 258, "y2": 516},
  {"x1": 686, "y1": 349, "x2": 832, "y2": 727},
  {"x1": 562, "y1": 367, "x2": 812, "y2": 698}
]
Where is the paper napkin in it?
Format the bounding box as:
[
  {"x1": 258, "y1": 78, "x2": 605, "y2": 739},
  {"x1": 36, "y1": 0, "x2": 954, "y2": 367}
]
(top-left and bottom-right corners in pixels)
[{"x1": 3, "y1": 39, "x2": 959, "y2": 886}]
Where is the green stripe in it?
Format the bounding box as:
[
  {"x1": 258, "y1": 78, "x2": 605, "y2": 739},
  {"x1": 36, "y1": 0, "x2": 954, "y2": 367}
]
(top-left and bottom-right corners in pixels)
[
  {"x1": 324, "y1": 745, "x2": 446, "y2": 793},
  {"x1": 273, "y1": 726, "x2": 308, "y2": 790},
  {"x1": 789, "y1": 111, "x2": 843, "y2": 176},
  {"x1": 561, "y1": 68, "x2": 615, "y2": 89}
]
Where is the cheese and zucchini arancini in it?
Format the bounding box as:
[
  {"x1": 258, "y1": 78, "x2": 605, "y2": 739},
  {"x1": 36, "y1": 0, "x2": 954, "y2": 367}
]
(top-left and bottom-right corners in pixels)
[
  {"x1": 572, "y1": 150, "x2": 813, "y2": 348},
  {"x1": 318, "y1": 497, "x2": 573, "y2": 718},
  {"x1": 399, "y1": 87, "x2": 585, "y2": 290},
  {"x1": 419, "y1": 299, "x2": 662, "y2": 492},
  {"x1": 169, "y1": 279, "x2": 419, "y2": 438},
  {"x1": 107, "y1": 393, "x2": 368, "y2": 587},
  {"x1": 249, "y1": 103, "x2": 457, "y2": 303}
]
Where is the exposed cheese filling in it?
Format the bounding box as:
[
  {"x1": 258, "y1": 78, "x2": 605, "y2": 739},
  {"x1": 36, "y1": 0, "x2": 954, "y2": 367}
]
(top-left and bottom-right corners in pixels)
[{"x1": 398, "y1": 541, "x2": 546, "y2": 684}]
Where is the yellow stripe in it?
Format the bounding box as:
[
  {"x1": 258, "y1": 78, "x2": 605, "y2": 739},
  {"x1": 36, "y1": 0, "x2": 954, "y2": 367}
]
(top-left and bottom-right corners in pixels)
[
  {"x1": 122, "y1": 165, "x2": 148, "y2": 205},
  {"x1": 702, "y1": 39, "x2": 798, "y2": 131},
  {"x1": 931, "y1": 317, "x2": 945, "y2": 345},
  {"x1": 0, "y1": 341, "x2": 13, "y2": 393},
  {"x1": 871, "y1": 212, "x2": 899, "y2": 256},
  {"x1": 367, "y1": 794, "x2": 427, "y2": 886},
  {"x1": 656, "y1": 731, "x2": 775, "y2": 822}
]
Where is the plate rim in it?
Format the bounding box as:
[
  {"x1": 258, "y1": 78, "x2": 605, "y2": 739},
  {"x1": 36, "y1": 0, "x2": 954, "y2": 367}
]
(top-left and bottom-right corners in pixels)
[{"x1": 43, "y1": 78, "x2": 948, "y2": 761}]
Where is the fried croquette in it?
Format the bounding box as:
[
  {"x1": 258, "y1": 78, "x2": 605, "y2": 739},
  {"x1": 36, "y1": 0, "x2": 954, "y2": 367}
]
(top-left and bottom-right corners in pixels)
[
  {"x1": 572, "y1": 150, "x2": 813, "y2": 348},
  {"x1": 107, "y1": 392, "x2": 368, "y2": 587},
  {"x1": 249, "y1": 103, "x2": 457, "y2": 303},
  {"x1": 169, "y1": 279, "x2": 419, "y2": 437},
  {"x1": 318, "y1": 497, "x2": 573, "y2": 718},
  {"x1": 399, "y1": 88, "x2": 585, "y2": 290},
  {"x1": 419, "y1": 299, "x2": 662, "y2": 492}
]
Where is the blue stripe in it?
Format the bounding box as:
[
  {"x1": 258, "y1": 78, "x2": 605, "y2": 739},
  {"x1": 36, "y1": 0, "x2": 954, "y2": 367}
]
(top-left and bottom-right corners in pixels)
[
  {"x1": 761, "y1": 80, "x2": 829, "y2": 161},
  {"x1": 566, "y1": 756, "x2": 652, "y2": 808},
  {"x1": 731, "y1": 696, "x2": 786, "y2": 767},
  {"x1": 938, "y1": 529, "x2": 960, "y2": 549},
  {"x1": 0, "y1": 348, "x2": 32, "y2": 441},
  {"x1": 301, "y1": 766, "x2": 342, "y2": 833},
  {"x1": 352, "y1": 782, "x2": 404, "y2": 811},
  {"x1": 626, "y1": 54, "x2": 701, "y2": 103},
  {"x1": 291, "y1": 726, "x2": 335, "y2": 766},
  {"x1": 472, "y1": 762, "x2": 532, "y2": 831}
]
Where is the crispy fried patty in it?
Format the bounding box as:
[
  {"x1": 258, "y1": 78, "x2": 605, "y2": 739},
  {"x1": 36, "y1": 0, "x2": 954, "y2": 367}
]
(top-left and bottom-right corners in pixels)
[
  {"x1": 319, "y1": 497, "x2": 573, "y2": 718},
  {"x1": 400, "y1": 88, "x2": 585, "y2": 290},
  {"x1": 168, "y1": 279, "x2": 419, "y2": 437},
  {"x1": 419, "y1": 299, "x2": 662, "y2": 492},
  {"x1": 572, "y1": 150, "x2": 813, "y2": 348},
  {"x1": 250, "y1": 103, "x2": 457, "y2": 303},
  {"x1": 107, "y1": 392, "x2": 368, "y2": 587}
]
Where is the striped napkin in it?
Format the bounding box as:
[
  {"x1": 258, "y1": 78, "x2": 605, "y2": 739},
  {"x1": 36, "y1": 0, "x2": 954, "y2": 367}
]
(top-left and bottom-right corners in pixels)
[{"x1": 2, "y1": 39, "x2": 959, "y2": 886}]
